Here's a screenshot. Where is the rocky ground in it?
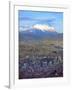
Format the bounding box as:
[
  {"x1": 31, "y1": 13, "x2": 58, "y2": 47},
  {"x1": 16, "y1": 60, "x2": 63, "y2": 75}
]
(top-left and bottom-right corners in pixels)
[
  {"x1": 19, "y1": 39, "x2": 63, "y2": 79},
  {"x1": 19, "y1": 56, "x2": 63, "y2": 79}
]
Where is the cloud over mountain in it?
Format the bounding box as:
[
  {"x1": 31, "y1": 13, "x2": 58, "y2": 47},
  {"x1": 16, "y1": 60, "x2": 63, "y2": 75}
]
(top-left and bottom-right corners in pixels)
[{"x1": 32, "y1": 24, "x2": 55, "y2": 32}]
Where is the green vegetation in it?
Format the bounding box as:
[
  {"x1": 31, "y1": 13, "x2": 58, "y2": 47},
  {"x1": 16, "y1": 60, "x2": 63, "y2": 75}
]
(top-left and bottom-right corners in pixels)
[
  {"x1": 19, "y1": 39, "x2": 63, "y2": 79},
  {"x1": 19, "y1": 39, "x2": 63, "y2": 60}
]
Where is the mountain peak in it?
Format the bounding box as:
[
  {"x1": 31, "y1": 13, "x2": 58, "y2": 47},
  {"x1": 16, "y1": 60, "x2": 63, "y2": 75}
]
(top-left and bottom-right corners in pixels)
[{"x1": 32, "y1": 24, "x2": 56, "y2": 32}]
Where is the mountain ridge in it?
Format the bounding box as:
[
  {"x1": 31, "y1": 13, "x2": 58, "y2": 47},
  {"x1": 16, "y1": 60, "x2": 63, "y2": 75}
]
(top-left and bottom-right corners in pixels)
[{"x1": 19, "y1": 29, "x2": 63, "y2": 41}]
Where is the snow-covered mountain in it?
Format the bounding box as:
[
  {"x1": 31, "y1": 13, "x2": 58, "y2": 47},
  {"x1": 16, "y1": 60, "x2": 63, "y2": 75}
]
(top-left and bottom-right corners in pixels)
[
  {"x1": 21, "y1": 24, "x2": 56, "y2": 33},
  {"x1": 19, "y1": 24, "x2": 63, "y2": 41}
]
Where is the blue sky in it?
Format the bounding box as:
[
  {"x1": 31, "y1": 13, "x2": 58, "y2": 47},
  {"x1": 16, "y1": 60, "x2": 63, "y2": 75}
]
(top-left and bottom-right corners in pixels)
[{"x1": 19, "y1": 10, "x2": 63, "y2": 33}]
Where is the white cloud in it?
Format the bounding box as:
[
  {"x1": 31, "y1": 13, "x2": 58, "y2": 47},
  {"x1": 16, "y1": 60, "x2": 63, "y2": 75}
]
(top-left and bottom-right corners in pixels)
[
  {"x1": 32, "y1": 24, "x2": 55, "y2": 32},
  {"x1": 19, "y1": 25, "x2": 32, "y2": 31}
]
